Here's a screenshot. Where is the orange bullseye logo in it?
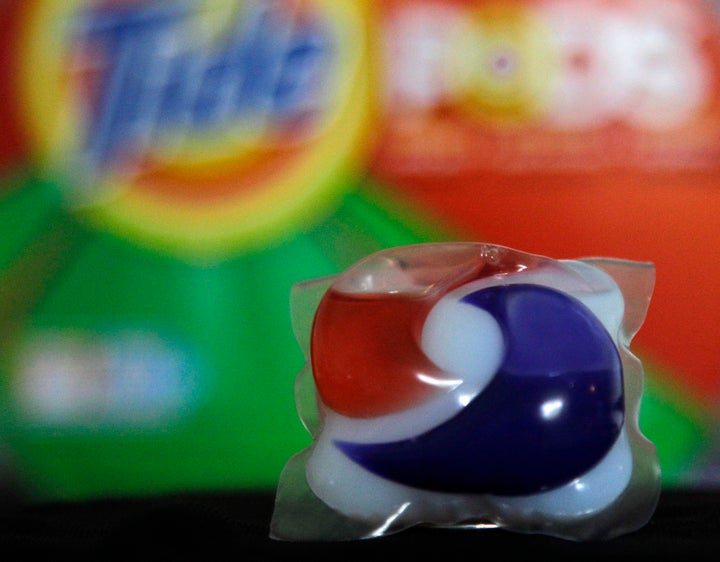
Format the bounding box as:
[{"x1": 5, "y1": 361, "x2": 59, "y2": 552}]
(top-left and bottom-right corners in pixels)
[{"x1": 18, "y1": 0, "x2": 372, "y2": 257}]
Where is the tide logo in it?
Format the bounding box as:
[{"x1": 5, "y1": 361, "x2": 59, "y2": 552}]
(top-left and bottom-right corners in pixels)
[{"x1": 18, "y1": 0, "x2": 372, "y2": 257}]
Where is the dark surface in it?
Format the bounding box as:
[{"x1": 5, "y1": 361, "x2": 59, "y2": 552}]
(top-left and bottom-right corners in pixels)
[{"x1": 1, "y1": 488, "x2": 718, "y2": 559}]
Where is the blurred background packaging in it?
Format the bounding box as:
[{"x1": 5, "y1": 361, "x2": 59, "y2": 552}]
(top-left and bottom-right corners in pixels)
[{"x1": 1, "y1": 0, "x2": 720, "y2": 503}]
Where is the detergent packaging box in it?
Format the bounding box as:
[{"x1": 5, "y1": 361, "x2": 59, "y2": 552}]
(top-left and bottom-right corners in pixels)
[{"x1": 1, "y1": 0, "x2": 720, "y2": 503}]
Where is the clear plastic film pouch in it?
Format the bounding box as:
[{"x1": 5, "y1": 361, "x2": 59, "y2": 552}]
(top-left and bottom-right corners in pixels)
[{"x1": 270, "y1": 243, "x2": 660, "y2": 542}]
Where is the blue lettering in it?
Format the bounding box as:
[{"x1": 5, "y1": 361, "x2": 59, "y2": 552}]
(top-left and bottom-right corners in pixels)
[{"x1": 72, "y1": 1, "x2": 333, "y2": 176}]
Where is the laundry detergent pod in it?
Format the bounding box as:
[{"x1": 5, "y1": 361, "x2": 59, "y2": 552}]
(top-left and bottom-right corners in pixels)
[{"x1": 271, "y1": 242, "x2": 660, "y2": 542}]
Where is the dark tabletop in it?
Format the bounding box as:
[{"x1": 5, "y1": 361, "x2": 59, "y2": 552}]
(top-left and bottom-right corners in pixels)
[{"x1": 1, "y1": 488, "x2": 718, "y2": 559}]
